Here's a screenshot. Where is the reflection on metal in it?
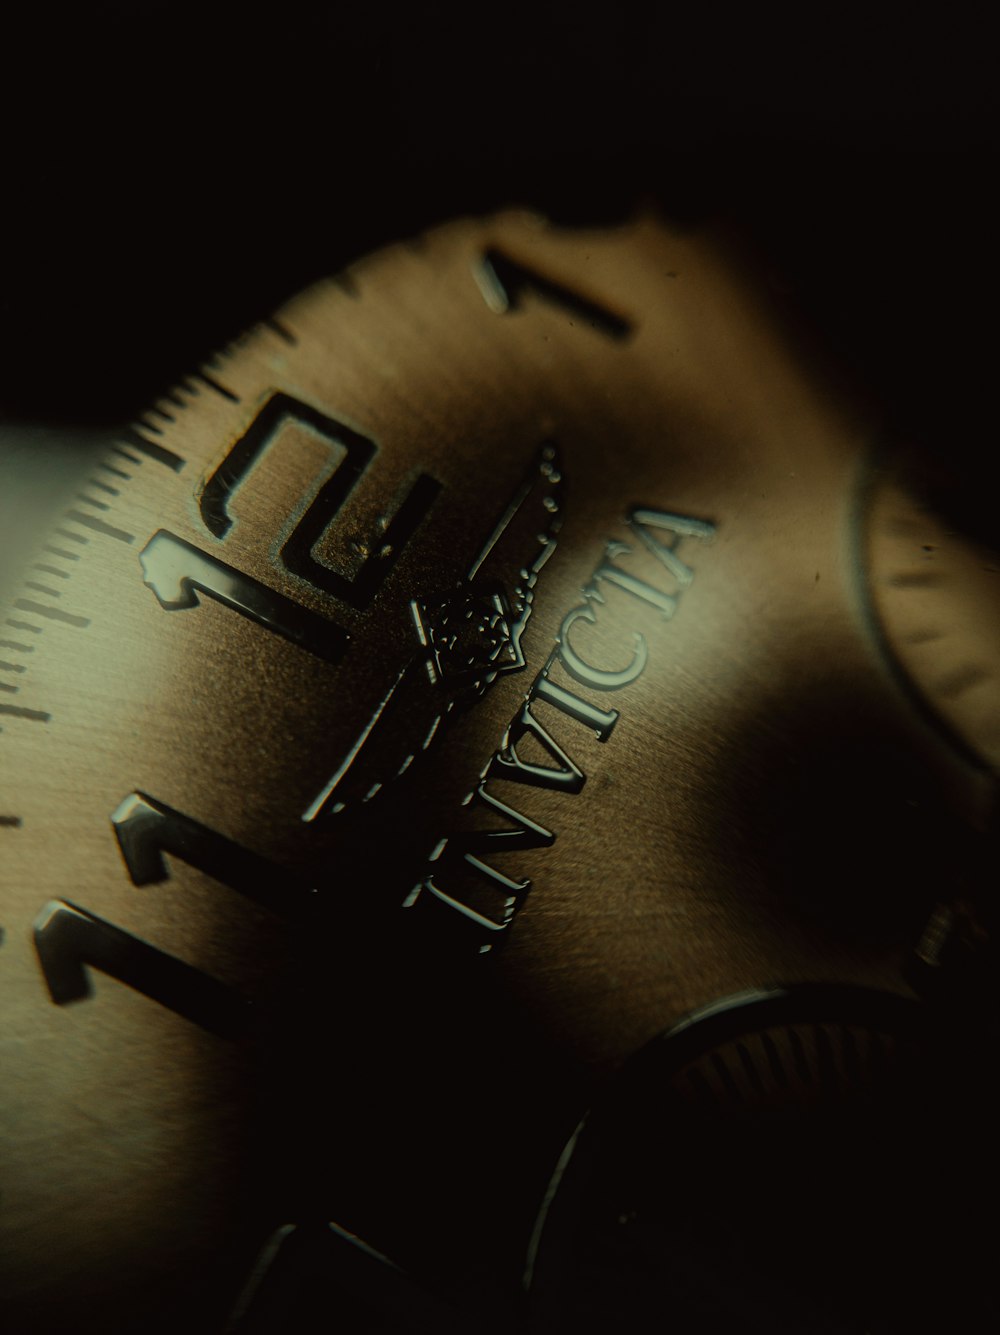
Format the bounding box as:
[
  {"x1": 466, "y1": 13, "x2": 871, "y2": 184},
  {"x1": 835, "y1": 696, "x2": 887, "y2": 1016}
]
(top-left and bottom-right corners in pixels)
[{"x1": 301, "y1": 660, "x2": 411, "y2": 821}]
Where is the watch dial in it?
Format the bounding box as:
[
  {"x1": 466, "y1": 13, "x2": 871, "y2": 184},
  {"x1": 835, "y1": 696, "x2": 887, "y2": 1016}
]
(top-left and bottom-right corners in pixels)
[
  {"x1": 861, "y1": 449, "x2": 1000, "y2": 775},
  {"x1": 1, "y1": 213, "x2": 992, "y2": 1332}
]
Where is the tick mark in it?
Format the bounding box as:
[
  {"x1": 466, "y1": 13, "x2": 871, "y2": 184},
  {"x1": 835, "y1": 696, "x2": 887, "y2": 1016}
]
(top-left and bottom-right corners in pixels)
[
  {"x1": 119, "y1": 427, "x2": 184, "y2": 472},
  {"x1": 33, "y1": 564, "x2": 71, "y2": 580},
  {"x1": 64, "y1": 511, "x2": 135, "y2": 544},
  {"x1": 887, "y1": 570, "x2": 943, "y2": 588},
  {"x1": 24, "y1": 581, "x2": 62, "y2": 597},
  {"x1": 761, "y1": 1031, "x2": 789, "y2": 1088},
  {"x1": 87, "y1": 477, "x2": 121, "y2": 496},
  {"x1": 0, "y1": 815, "x2": 22, "y2": 827},
  {"x1": 14, "y1": 599, "x2": 90, "y2": 628},
  {"x1": 195, "y1": 371, "x2": 240, "y2": 403},
  {"x1": 903, "y1": 628, "x2": 944, "y2": 644},
  {"x1": 43, "y1": 545, "x2": 80, "y2": 561},
  {"x1": 5, "y1": 619, "x2": 43, "y2": 634},
  {"x1": 263, "y1": 316, "x2": 297, "y2": 344},
  {"x1": 0, "y1": 660, "x2": 27, "y2": 673},
  {"x1": 788, "y1": 1028, "x2": 811, "y2": 1083},
  {"x1": 0, "y1": 702, "x2": 50, "y2": 722},
  {"x1": 331, "y1": 273, "x2": 360, "y2": 299},
  {"x1": 99, "y1": 461, "x2": 131, "y2": 483}
]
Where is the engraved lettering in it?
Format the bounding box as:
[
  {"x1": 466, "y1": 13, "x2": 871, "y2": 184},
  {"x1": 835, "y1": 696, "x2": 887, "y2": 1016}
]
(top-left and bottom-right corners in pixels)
[
  {"x1": 487, "y1": 701, "x2": 586, "y2": 794},
  {"x1": 410, "y1": 504, "x2": 716, "y2": 951},
  {"x1": 530, "y1": 654, "x2": 620, "y2": 742},
  {"x1": 411, "y1": 783, "x2": 554, "y2": 937},
  {"x1": 556, "y1": 602, "x2": 648, "y2": 692},
  {"x1": 629, "y1": 509, "x2": 717, "y2": 588},
  {"x1": 590, "y1": 542, "x2": 678, "y2": 619},
  {"x1": 420, "y1": 877, "x2": 518, "y2": 937},
  {"x1": 452, "y1": 782, "x2": 556, "y2": 860}
]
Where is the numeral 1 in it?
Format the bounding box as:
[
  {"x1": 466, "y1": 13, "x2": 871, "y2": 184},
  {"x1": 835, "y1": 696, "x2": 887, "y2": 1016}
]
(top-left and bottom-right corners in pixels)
[
  {"x1": 477, "y1": 248, "x2": 633, "y2": 340},
  {"x1": 33, "y1": 901, "x2": 251, "y2": 1038},
  {"x1": 112, "y1": 791, "x2": 316, "y2": 922},
  {"x1": 139, "y1": 530, "x2": 349, "y2": 663}
]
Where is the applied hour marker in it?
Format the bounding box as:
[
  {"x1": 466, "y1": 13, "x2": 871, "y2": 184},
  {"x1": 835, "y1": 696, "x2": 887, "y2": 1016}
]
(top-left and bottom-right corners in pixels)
[
  {"x1": 139, "y1": 530, "x2": 349, "y2": 665},
  {"x1": 33, "y1": 901, "x2": 251, "y2": 1038},
  {"x1": 477, "y1": 247, "x2": 634, "y2": 341}
]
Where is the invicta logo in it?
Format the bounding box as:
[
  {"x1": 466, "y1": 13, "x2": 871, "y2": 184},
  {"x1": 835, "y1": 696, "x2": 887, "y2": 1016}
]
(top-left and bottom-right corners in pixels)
[{"x1": 302, "y1": 443, "x2": 565, "y2": 822}]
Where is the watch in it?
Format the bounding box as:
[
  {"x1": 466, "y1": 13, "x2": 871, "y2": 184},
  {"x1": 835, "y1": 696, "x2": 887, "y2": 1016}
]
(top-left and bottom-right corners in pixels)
[{"x1": 1, "y1": 209, "x2": 995, "y2": 1332}]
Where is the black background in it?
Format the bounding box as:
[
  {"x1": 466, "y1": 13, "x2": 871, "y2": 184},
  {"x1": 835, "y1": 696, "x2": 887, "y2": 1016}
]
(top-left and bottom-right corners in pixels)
[{"x1": 1, "y1": 1, "x2": 994, "y2": 530}]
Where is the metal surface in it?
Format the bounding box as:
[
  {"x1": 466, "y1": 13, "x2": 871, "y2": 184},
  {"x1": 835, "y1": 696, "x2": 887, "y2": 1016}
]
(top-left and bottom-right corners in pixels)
[{"x1": 1, "y1": 211, "x2": 995, "y2": 1331}]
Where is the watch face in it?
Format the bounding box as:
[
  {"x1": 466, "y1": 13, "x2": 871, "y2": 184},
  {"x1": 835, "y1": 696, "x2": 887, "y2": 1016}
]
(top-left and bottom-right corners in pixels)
[{"x1": 0, "y1": 211, "x2": 995, "y2": 1333}]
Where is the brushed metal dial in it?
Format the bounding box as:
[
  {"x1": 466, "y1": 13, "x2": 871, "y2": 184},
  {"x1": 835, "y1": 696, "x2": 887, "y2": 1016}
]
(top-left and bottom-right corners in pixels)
[{"x1": 0, "y1": 212, "x2": 989, "y2": 1332}]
